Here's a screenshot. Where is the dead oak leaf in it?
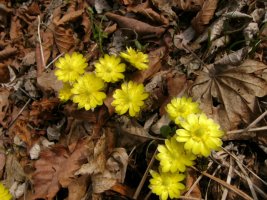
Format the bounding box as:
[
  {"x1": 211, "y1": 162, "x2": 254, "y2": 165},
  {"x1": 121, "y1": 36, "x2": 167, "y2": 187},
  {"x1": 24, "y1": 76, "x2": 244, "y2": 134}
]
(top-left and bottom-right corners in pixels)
[
  {"x1": 105, "y1": 12, "x2": 165, "y2": 38},
  {"x1": 32, "y1": 146, "x2": 68, "y2": 200},
  {"x1": 189, "y1": 59, "x2": 267, "y2": 131},
  {"x1": 32, "y1": 138, "x2": 92, "y2": 200}
]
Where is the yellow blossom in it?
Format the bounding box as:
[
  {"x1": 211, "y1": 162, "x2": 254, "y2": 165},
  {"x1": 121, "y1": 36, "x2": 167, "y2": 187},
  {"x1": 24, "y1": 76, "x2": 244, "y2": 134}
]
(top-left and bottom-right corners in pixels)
[
  {"x1": 95, "y1": 54, "x2": 126, "y2": 83},
  {"x1": 149, "y1": 170, "x2": 185, "y2": 200},
  {"x1": 58, "y1": 83, "x2": 73, "y2": 101},
  {"x1": 71, "y1": 73, "x2": 106, "y2": 110},
  {"x1": 176, "y1": 114, "x2": 224, "y2": 157},
  {"x1": 120, "y1": 47, "x2": 149, "y2": 70},
  {"x1": 166, "y1": 97, "x2": 201, "y2": 125},
  {"x1": 157, "y1": 137, "x2": 196, "y2": 173},
  {"x1": 112, "y1": 81, "x2": 149, "y2": 117},
  {"x1": 55, "y1": 52, "x2": 88, "y2": 82},
  {"x1": 0, "y1": 182, "x2": 12, "y2": 200}
]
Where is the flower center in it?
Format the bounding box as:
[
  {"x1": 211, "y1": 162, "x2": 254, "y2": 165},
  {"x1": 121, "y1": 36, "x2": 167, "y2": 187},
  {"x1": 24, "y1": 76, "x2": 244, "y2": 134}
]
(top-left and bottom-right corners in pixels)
[
  {"x1": 192, "y1": 127, "x2": 205, "y2": 141},
  {"x1": 161, "y1": 176, "x2": 171, "y2": 187}
]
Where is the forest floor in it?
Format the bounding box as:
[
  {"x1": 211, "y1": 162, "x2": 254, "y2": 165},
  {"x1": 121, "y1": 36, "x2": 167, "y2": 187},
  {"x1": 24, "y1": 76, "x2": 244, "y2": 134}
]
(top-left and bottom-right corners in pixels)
[{"x1": 0, "y1": 0, "x2": 267, "y2": 200}]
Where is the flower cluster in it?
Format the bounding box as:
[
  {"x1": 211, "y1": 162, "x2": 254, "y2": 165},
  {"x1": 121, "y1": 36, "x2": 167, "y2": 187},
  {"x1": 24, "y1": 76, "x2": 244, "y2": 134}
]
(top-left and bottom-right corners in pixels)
[
  {"x1": 54, "y1": 48, "x2": 149, "y2": 115},
  {"x1": 149, "y1": 97, "x2": 224, "y2": 200},
  {"x1": 0, "y1": 182, "x2": 12, "y2": 200}
]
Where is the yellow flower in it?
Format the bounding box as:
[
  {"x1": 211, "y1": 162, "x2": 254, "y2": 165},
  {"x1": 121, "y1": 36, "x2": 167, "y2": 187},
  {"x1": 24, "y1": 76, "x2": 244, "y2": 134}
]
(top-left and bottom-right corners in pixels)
[
  {"x1": 55, "y1": 52, "x2": 88, "y2": 82},
  {"x1": 176, "y1": 114, "x2": 224, "y2": 157},
  {"x1": 0, "y1": 182, "x2": 12, "y2": 200},
  {"x1": 149, "y1": 170, "x2": 185, "y2": 200},
  {"x1": 95, "y1": 54, "x2": 126, "y2": 83},
  {"x1": 120, "y1": 47, "x2": 149, "y2": 70},
  {"x1": 157, "y1": 137, "x2": 196, "y2": 173},
  {"x1": 59, "y1": 83, "x2": 73, "y2": 101},
  {"x1": 112, "y1": 81, "x2": 149, "y2": 117},
  {"x1": 166, "y1": 97, "x2": 201, "y2": 125},
  {"x1": 71, "y1": 73, "x2": 106, "y2": 110}
]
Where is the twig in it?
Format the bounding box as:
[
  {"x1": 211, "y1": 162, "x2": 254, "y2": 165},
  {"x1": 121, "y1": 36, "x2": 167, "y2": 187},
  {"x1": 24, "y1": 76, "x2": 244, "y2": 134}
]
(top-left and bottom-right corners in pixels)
[
  {"x1": 222, "y1": 147, "x2": 267, "y2": 186},
  {"x1": 133, "y1": 148, "x2": 157, "y2": 199},
  {"x1": 7, "y1": 98, "x2": 31, "y2": 129},
  {"x1": 227, "y1": 126, "x2": 267, "y2": 134},
  {"x1": 191, "y1": 166, "x2": 254, "y2": 200},
  {"x1": 37, "y1": 15, "x2": 45, "y2": 69},
  {"x1": 243, "y1": 110, "x2": 267, "y2": 132},
  {"x1": 45, "y1": 52, "x2": 64, "y2": 69},
  {"x1": 221, "y1": 157, "x2": 233, "y2": 200},
  {"x1": 185, "y1": 161, "x2": 213, "y2": 197}
]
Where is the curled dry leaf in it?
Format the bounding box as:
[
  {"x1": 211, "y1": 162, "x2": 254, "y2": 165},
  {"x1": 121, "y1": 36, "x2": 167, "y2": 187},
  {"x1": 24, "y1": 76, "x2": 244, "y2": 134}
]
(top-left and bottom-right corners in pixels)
[
  {"x1": 0, "y1": 46, "x2": 17, "y2": 61},
  {"x1": 105, "y1": 12, "x2": 165, "y2": 38},
  {"x1": 191, "y1": 0, "x2": 218, "y2": 34},
  {"x1": 54, "y1": 9, "x2": 84, "y2": 26},
  {"x1": 127, "y1": 1, "x2": 169, "y2": 26},
  {"x1": 214, "y1": 47, "x2": 249, "y2": 66},
  {"x1": 10, "y1": 16, "x2": 23, "y2": 40},
  {"x1": 189, "y1": 59, "x2": 267, "y2": 130},
  {"x1": 54, "y1": 26, "x2": 76, "y2": 53}
]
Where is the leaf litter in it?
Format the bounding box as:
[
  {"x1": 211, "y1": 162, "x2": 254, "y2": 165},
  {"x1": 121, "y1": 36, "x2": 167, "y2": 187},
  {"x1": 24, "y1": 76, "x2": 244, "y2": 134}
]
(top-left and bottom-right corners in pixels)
[{"x1": 0, "y1": 0, "x2": 267, "y2": 199}]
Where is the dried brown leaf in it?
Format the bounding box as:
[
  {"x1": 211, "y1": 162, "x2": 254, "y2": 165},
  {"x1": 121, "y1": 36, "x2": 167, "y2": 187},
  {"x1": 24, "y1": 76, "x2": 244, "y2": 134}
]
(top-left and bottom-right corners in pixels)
[
  {"x1": 54, "y1": 26, "x2": 76, "y2": 53},
  {"x1": 0, "y1": 46, "x2": 17, "y2": 61},
  {"x1": 0, "y1": 140, "x2": 5, "y2": 178},
  {"x1": 190, "y1": 59, "x2": 267, "y2": 130},
  {"x1": 105, "y1": 12, "x2": 165, "y2": 38},
  {"x1": 10, "y1": 16, "x2": 23, "y2": 40},
  {"x1": 127, "y1": 1, "x2": 169, "y2": 25},
  {"x1": 0, "y1": 88, "x2": 10, "y2": 127},
  {"x1": 37, "y1": 70, "x2": 63, "y2": 92},
  {"x1": 191, "y1": 0, "x2": 218, "y2": 34},
  {"x1": 5, "y1": 154, "x2": 25, "y2": 188},
  {"x1": 54, "y1": 9, "x2": 84, "y2": 26},
  {"x1": 32, "y1": 146, "x2": 68, "y2": 200},
  {"x1": 0, "y1": 63, "x2": 9, "y2": 83},
  {"x1": 68, "y1": 175, "x2": 90, "y2": 200},
  {"x1": 131, "y1": 46, "x2": 166, "y2": 83},
  {"x1": 58, "y1": 138, "x2": 94, "y2": 187}
]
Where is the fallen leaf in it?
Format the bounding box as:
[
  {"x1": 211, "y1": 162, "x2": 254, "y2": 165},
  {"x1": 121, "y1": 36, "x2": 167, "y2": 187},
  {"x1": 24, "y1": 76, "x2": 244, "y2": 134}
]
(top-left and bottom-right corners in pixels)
[
  {"x1": 0, "y1": 140, "x2": 6, "y2": 177},
  {"x1": 0, "y1": 88, "x2": 10, "y2": 127},
  {"x1": 54, "y1": 9, "x2": 84, "y2": 26},
  {"x1": 127, "y1": 1, "x2": 169, "y2": 25},
  {"x1": 0, "y1": 46, "x2": 17, "y2": 61},
  {"x1": 189, "y1": 59, "x2": 267, "y2": 130},
  {"x1": 0, "y1": 63, "x2": 9, "y2": 83},
  {"x1": 68, "y1": 175, "x2": 90, "y2": 200},
  {"x1": 37, "y1": 70, "x2": 63, "y2": 93},
  {"x1": 131, "y1": 46, "x2": 166, "y2": 83},
  {"x1": 105, "y1": 12, "x2": 165, "y2": 38},
  {"x1": 75, "y1": 134, "x2": 106, "y2": 176},
  {"x1": 191, "y1": 0, "x2": 218, "y2": 34},
  {"x1": 5, "y1": 154, "x2": 26, "y2": 188},
  {"x1": 32, "y1": 146, "x2": 68, "y2": 200},
  {"x1": 54, "y1": 26, "x2": 76, "y2": 53},
  {"x1": 0, "y1": 3, "x2": 12, "y2": 29},
  {"x1": 10, "y1": 16, "x2": 23, "y2": 40},
  {"x1": 58, "y1": 138, "x2": 94, "y2": 187}
]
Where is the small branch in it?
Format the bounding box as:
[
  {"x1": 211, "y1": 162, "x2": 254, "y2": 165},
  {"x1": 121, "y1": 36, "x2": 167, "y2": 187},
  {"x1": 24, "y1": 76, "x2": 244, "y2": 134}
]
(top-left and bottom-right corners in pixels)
[
  {"x1": 7, "y1": 98, "x2": 31, "y2": 129},
  {"x1": 227, "y1": 126, "x2": 267, "y2": 134},
  {"x1": 133, "y1": 148, "x2": 157, "y2": 199},
  {"x1": 45, "y1": 52, "x2": 64, "y2": 69},
  {"x1": 37, "y1": 15, "x2": 45, "y2": 68}
]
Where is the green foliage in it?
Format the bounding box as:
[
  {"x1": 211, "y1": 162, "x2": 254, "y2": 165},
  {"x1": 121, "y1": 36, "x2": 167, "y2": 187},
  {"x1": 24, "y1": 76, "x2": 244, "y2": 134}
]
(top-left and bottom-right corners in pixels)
[{"x1": 87, "y1": 7, "x2": 108, "y2": 54}]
